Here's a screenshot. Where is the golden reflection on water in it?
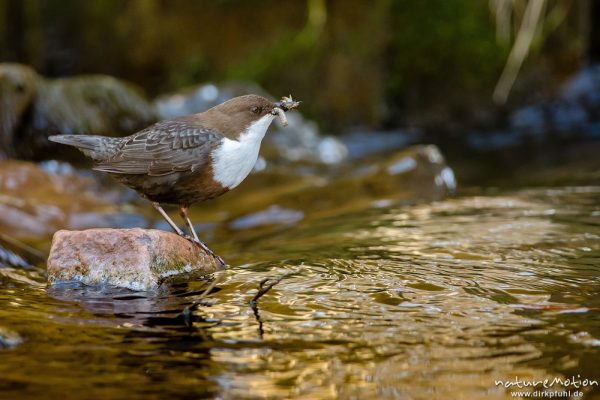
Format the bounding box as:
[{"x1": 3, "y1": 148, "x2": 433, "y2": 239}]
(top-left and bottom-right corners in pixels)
[
  {"x1": 1, "y1": 187, "x2": 600, "y2": 398},
  {"x1": 170, "y1": 189, "x2": 599, "y2": 399}
]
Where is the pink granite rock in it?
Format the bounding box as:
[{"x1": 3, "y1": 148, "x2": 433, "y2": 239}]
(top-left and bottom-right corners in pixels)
[{"x1": 47, "y1": 228, "x2": 224, "y2": 291}]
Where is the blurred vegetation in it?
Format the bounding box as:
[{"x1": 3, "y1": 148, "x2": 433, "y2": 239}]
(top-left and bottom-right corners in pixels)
[
  {"x1": 386, "y1": 0, "x2": 509, "y2": 128},
  {"x1": 0, "y1": 0, "x2": 591, "y2": 133}
]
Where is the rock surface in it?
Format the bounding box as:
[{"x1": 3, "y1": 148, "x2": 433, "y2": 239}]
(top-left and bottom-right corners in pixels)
[
  {"x1": 509, "y1": 64, "x2": 600, "y2": 138},
  {"x1": 0, "y1": 63, "x2": 158, "y2": 160},
  {"x1": 47, "y1": 228, "x2": 224, "y2": 291},
  {"x1": 20, "y1": 75, "x2": 157, "y2": 160},
  {"x1": 200, "y1": 145, "x2": 457, "y2": 230},
  {"x1": 0, "y1": 160, "x2": 130, "y2": 239},
  {"x1": 0, "y1": 64, "x2": 39, "y2": 159}
]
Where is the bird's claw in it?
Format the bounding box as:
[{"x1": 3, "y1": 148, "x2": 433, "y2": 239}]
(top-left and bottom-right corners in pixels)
[{"x1": 182, "y1": 234, "x2": 226, "y2": 267}]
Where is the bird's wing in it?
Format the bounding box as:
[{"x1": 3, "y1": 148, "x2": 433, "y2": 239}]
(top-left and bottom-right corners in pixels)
[{"x1": 94, "y1": 118, "x2": 223, "y2": 176}]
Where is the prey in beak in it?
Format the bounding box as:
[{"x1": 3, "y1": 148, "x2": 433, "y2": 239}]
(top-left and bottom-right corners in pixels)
[{"x1": 271, "y1": 95, "x2": 301, "y2": 126}]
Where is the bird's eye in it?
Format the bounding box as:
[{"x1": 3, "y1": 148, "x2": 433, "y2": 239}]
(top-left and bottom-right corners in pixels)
[{"x1": 251, "y1": 106, "x2": 261, "y2": 114}]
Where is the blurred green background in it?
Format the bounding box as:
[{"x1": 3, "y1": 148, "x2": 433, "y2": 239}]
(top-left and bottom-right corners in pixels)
[{"x1": 0, "y1": 0, "x2": 589, "y2": 133}]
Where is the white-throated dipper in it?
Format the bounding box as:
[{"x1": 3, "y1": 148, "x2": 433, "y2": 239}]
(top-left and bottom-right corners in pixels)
[{"x1": 49, "y1": 94, "x2": 300, "y2": 266}]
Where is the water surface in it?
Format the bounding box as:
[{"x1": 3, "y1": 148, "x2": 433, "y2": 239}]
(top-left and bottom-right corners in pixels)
[{"x1": 1, "y1": 185, "x2": 599, "y2": 399}]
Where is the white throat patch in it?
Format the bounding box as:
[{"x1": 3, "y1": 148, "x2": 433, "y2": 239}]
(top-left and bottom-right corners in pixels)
[{"x1": 212, "y1": 114, "x2": 275, "y2": 189}]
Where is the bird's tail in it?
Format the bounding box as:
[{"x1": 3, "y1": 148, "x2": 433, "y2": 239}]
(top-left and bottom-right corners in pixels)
[{"x1": 48, "y1": 135, "x2": 121, "y2": 161}]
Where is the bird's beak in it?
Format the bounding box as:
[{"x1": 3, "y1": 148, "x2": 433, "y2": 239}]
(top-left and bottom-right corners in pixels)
[{"x1": 271, "y1": 95, "x2": 301, "y2": 127}]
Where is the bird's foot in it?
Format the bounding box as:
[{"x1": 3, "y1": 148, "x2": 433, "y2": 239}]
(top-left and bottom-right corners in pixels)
[{"x1": 183, "y1": 234, "x2": 226, "y2": 267}]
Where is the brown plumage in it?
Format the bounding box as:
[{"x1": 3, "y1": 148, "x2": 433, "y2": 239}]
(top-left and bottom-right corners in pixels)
[
  {"x1": 49, "y1": 94, "x2": 300, "y2": 265},
  {"x1": 94, "y1": 117, "x2": 228, "y2": 205}
]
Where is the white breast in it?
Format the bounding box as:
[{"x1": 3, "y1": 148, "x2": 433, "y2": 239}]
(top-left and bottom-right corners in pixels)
[{"x1": 212, "y1": 114, "x2": 275, "y2": 189}]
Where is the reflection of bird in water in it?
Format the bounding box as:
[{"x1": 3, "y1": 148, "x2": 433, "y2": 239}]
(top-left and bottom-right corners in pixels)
[{"x1": 50, "y1": 95, "x2": 300, "y2": 266}]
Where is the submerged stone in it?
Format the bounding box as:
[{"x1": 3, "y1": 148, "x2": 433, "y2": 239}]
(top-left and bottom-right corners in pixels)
[
  {"x1": 47, "y1": 228, "x2": 224, "y2": 291},
  {"x1": 229, "y1": 205, "x2": 304, "y2": 230},
  {"x1": 0, "y1": 327, "x2": 22, "y2": 349}
]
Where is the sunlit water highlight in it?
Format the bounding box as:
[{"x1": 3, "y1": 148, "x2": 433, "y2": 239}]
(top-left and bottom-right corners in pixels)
[{"x1": 1, "y1": 186, "x2": 599, "y2": 399}]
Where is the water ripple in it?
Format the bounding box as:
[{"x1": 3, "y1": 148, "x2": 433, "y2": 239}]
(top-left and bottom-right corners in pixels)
[{"x1": 1, "y1": 187, "x2": 599, "y2": 398}]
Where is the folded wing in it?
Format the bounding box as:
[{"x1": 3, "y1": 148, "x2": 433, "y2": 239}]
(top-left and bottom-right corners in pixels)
[{"x1": 94, "y1": 118, "x2": 223, "y2": 176}]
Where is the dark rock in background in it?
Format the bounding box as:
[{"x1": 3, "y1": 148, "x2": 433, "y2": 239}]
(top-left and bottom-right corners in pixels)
[
  {"x1": 19, "y1": 75, "x2": 158, "y2": 160},
  {"x1": 0, "y1": 63, "x2": 158, "y2": 161},
  {"x1": 0, "y1": 64, "x2": 38, "y2": 158},
  {"x1": 509, "y1": 65, "x2": 600, "y2": 138},
  {"x1": 312, "y1": 144, "x2": 456, "y2": 212},
  {"x1": 469, "y1": 64, "x2": 600, "y2": 151},
  {"x1": 204, "y1": 144, "x2": 457, "y2": 231}
]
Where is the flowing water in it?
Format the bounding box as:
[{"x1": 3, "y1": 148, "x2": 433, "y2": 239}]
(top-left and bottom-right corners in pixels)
[{"x1": 1, "y1": 183, "x2": 600, "y2": 399}]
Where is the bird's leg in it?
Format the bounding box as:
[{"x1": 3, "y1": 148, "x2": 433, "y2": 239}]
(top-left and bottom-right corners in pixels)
[
  {"x1": 180, "y1": 205, "x2": 225, "y2": 266},
  {"x1": 152, "y1": 202, "x2": 184, "y2": 236},
  {"x1": 180, "y1": 205, "x2": 200, "y2": 243}
]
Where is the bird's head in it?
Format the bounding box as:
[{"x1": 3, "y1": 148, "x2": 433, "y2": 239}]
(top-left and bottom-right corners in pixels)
[{"x1": 208, "y1": 94, "x2": 300, "y2": 132}]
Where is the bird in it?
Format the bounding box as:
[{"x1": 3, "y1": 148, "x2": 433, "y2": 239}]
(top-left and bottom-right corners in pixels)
[{"x1": 49, "y1": 94, "x2": 300, "y2": 266}]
